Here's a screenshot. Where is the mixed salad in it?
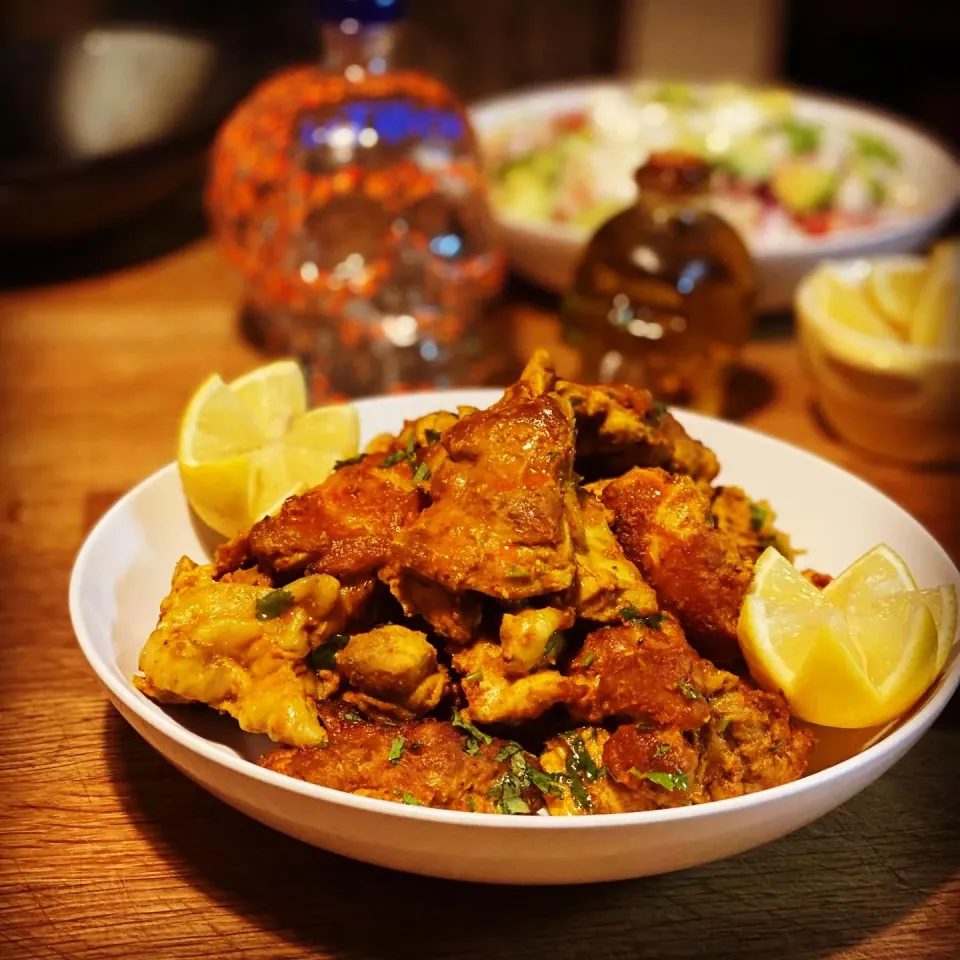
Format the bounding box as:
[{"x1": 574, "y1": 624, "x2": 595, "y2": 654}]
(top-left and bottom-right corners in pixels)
[{"x1": 486, "y1": 82, "x2": 918, "y2": 242}]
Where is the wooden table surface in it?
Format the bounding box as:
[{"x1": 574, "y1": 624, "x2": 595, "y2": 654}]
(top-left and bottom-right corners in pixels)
[{"x1": 1, "y1": 239, "x2": 958, "y2": 960}]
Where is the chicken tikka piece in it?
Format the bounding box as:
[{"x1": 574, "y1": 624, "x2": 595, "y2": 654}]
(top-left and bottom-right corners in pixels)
[
  {"x1": 135, "y1": 558, "x2": 344, "y2": 746},
  {"x1": 261, "y1": 702, "x2": 547, "y2": 814},
  {"x1": 540, "y1": 655, "x2": 813, "y2": 815},
  {"x1": 388, "y1": 351, "x2": 579, "y2": 605},
  {"x1": 602, "y1": 466, "x2": 758, "y2": 665},
  {"x1": 557, "y1": 380, "x2": 719, "y2": 487}
]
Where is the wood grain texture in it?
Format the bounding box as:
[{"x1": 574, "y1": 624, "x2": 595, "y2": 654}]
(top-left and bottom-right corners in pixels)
[{"x1": 0, "y1": 239, "x2": 958, "y2": 959}]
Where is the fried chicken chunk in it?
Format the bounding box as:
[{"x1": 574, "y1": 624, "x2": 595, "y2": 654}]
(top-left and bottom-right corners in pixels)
[
  {"x1": 261, "y1": 705, "x2": 545, "y2": 813},
  {"x1": 710, "y1": 485, "x2": 795, "y2": 564},
  {"x1": 603, "y1": 467, "x2": 754, "y2": 664},
  {"x1": 134, "y1": 558, "x2": 341, "y2": 746},
  {"x1": 246, "y1": 452, "x2": 420, "y2": 579},
  {"x1": 335, "y1": 625, "x2": 449, "y2": 718},
  {"x1": 568, "y1": 616, "x2": 711, "y2": 729},
  {"x1": 573, "y1": 490, "x2": 658, "y2": 622},
  {"x1": 390, "y1": 351, "x2": 578, "y2": 603},
  {"x1": 453, "y1": 638, "x2": 579, "y2": 725},
  {"x1": 557, "y1": 380, "x2": 719, "y2": 486}
]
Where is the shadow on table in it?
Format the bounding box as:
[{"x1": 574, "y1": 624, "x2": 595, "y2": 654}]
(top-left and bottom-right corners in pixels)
[{"x1": 106, "y1": 706, "x2": 960, "y2": 960}]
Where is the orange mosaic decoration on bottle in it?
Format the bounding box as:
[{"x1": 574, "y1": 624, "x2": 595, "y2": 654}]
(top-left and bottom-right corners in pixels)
[{"x1": 206, "y1": 0, "x2": 504, "y2": 394}]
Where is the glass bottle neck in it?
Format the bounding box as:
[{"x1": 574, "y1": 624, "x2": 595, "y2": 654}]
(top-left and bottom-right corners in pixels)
[
  {"x1": 320, "y1": 21, "x2": 400, "y2": 74},
  {"x1": 636, "y1": 187, "x2": 710, "y2": 225}
]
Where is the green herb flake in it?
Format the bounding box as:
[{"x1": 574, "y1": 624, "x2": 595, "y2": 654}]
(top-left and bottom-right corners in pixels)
[
  {"x1": 462, "y1": 737, "x2": 481, "y2": 757},
  {"x1": 630, "y1": 768, "x2": 690, "y2": 792},
  {"x1": 749, "y1": 502, "x2": 769, "y2": 532},
  {"x1": 452, "y1": 708, "x2": 493, "y2": 746},
  {"x1": 466, "y1": 796, "x2": 476, "y2": 811},
  {"x1": 255, "y1": 588, "x2": 294, "y2": 622},
  {"x1": 401, "y1": 792, "x2": 422, "y2": 806},
  {"x1": 544, "y1": 631, "x2": 565, "y2": 663},
  {"x1": 566, "y1": 772, "x2": 593, "y2": 811},
  {"x1": 309, "y1": 633, "x2": 350, "y2": 671},
  {"x1": 412, "y1": 461, "x2": 431, "y2": 484},
  {"x1": 464, "y1": 670, "x2": 483, "y2": 682},
  {"x1": 621, "y1": 607, "x2": 667, "y2": 630},
  {"x1": 647, "y1": 400, "x2": 668, "y2": 425},
  {"x1": 581, "y1": 651, "x2": 596, "y2": 669},
  {"x1": 716, "y1": 716, "x2": 731, "y2": 734},
  {"x1": 332, "y1": 453, "x2": 365, "y2": 470},
  {"x1": 562, "y1": 732, "x2": 604, "y2": 783},
  {"x1": 677, "y1": 679, "x2": 702, "y2": 700},
  {"x1": 654, "y1": 742, "x2": 670, "y2": 758},
  {"x1": 506, "y1": 565, "x2": 530, "y2": 579},
  {"x1": 380, "y1": 433, "x2": 417, "y2": 468},
  {"x1": 343, "y1": 712, "x2": 362, "y2": 724},
  {"x1": 424, "y1": 428, "x2": 442, "y2": 445},
  {"x1": 388, "y1": 736, "x2": 405, "y2": 764},
  {"x1": 705, "y1": 512, "x2": 717, "y2": 528},
  {"x1": 771, "y1": 738, "x2": 786, "y2": 753},
  {"x1": 526, "y1": 763, "x2": 562, "y2": 798},
  {"x1": 496, "y1": 742, "x2": 523, "y2": 763}
]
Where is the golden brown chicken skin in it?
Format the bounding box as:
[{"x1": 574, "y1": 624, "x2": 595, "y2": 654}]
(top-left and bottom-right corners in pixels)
[
  {"x1": 569, "y1": 616, "x2": 711, "y2": 729},
  {"x1": 135, "y1": 558, "x2": 342, "y2": 747},
  {"x1": 557, "y1": 380, "x2": 719, "y2": 487},
  {"x1": 246, "y1": 453, "x2": 420, "y2": 580},
  {"x1": 602, "y1": 467, "x2": 753, "y2": 665},
  {"x1": 261, "y1": 705, "x2": 546, "y2": 813},
  {"x1": 391, "y1": 351, "x2": 578, "y2": 603},
  {"x1": 710, "y1": 485, "x2": 795, "y2": 564}
]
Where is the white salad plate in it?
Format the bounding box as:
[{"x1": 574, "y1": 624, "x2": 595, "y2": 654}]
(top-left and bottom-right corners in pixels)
[
  {"x1": 69, "y1": 389, "x2": 960, "y2": 885},
  {"x1": 469, "y1": 82, "x2": 959, "y2": 311}
]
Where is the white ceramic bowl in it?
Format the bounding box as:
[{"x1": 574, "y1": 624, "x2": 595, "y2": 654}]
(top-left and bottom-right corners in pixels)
[
  {"x1": 469, "y1": 82, "x2": 960, "y2": 311},
  {"x1": 70, "y1": 390, "x2": 960, "y2": 885}
]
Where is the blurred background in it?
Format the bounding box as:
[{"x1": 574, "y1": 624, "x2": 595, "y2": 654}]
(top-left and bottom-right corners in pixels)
[{"x1": 2, "y1": 0, "x2": 957, "y2": 285}]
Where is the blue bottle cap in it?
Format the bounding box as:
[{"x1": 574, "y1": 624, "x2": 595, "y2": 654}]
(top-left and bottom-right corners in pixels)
[{"x1": 314, "y1": 0, "x2": 405, "y2": 24}]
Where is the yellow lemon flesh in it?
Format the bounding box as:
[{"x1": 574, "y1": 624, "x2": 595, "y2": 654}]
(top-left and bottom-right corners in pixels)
[
  {"x1": 864, "y1": 260, "x2": 927, "y2": 337},
  {"x1": 739, "y1": 545, "x2": 953, "y2": 729},
  {"x1": 813, "y1": 271, "x2": 900, "y2": 341},
  {"x1": 178, "y1": 360, "x2": 359, "y2": 537},
  {"x1": 910, "y1": 240, "x2": 959, "y2": 349}
]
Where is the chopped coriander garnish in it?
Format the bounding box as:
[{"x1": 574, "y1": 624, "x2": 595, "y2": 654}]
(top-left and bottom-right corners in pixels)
[
  {"x1": 647, "y1": 400, "x2": 668, "y2": 425},
  {"x1": 412, "y1": 461, "x2": 431, "y2": 484},
  {"x1": 388, "y1": 736, "x2": 405, "y2": 763},
  {"x1": 561, "y1": 732, "x2": 604, "y2": 783},
  {"x1": 543, "y1": 631, "x2": 565, "y2": 663},
  {"x1": 309, "y1": 633, "x2": 350, "y2": 671},
  {"x1": 621, "y1": 607, "x2": 667, "y2": 630},
  {"x1": 464, "y1": 670, "x2": 483, "y2": 682},
  {"x1": 466, "y1": 795, "x2": 476, "y2": 811},
  {"x1": 452, "y1": 708, "x2": 492, "y2": 746},
  {"x1": 581, "y1": 651, "x2": 596, "y2": 669},
  {"x1": 462, "y1": 737, "x2": 480, "y2": 756},
  {"x1": 401, "y1": 792, "x2": 422, "y2": 806},
  {"x1": 630, "y1": 768, "x2": 690, "y2": 792},
  {"x1": 771, "y1": 739, "x2": 786, "y2": 753},
  {"x1": 506, "y1": 565, "x2": 530, "y2": 579},
  {"x1": 654, "y1": 742, "x2": 670, "y2": 758},
  {"x1": 496, "y1": 742, "x2": 523, "y2": 762},
  {"x1": 255, "y1": 588, "x2": 294, "y2": 621},
  {"x1": 332, "y1": 453, "x2": 365, "y2": 470},
  {"x1": 343, "y1": 712, "x2": 362, "y2": 724},
  {"x1": 705, "y1": 512, "x2": 717, "y2": 527},
  {"x1": 424, "y1": 428, "x2": 442, "y2": 445},
  {"x1": 566, "y1": 772, "x2": 593, "y2": 811},
  {"x1": 716, "y1": 716, "x2": 731, "y2": 734},
  {"x1": 749, "y1": 502, "x2": 769, "y2": 532},
  {"x1": 380, "y1": 433, "x2": 416, "y2": 468},
  {"x1": 676, "y1": 679, "x2": 702, "y2": 700}
]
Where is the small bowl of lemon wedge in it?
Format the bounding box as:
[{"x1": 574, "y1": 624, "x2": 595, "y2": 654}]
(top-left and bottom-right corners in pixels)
[{"x1": 796, "y1": 239, "x2": 959, "y2": 465}]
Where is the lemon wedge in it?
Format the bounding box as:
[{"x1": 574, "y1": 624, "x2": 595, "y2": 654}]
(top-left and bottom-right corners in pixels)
[
  {"x1": 864, "y1": 260, "x2": 927, "y2": 337},
  {"x1": 739, "y1": 546, "x2": 952, "y2": 728},
  {"x1": 811, "y1": 271, "x2": 900, "y2": 341},
  {"x1": 911, "y1": 240, "x2": 959, "y2": 349},
  {"x1": 178, "y1": 360, "x2": 359, "y2": 537}
]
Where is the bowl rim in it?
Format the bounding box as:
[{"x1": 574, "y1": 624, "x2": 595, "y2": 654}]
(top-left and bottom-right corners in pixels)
[
  {"x1": 469, "y1": 77, "x2": 960, "y2": 261},
  {"x1": 69, "y1": 391, "x2": 960, "y2": 830}
]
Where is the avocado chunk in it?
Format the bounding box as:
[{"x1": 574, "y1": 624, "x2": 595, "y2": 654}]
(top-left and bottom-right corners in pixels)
[{"x1": 771, "y1": 162, "x2": 837, "y2": 213}]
